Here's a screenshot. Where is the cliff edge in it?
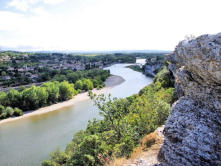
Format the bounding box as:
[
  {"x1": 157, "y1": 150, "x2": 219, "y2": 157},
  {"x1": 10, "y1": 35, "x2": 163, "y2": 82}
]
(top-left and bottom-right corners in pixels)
[{"x1": 159, "y1": 33, "x2": 221, "y2": 166}]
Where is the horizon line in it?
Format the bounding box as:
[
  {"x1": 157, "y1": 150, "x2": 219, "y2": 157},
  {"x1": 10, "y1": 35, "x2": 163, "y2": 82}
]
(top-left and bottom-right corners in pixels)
[{"x1": 0, "y1": 49, "x2": 172, "y2": 54}]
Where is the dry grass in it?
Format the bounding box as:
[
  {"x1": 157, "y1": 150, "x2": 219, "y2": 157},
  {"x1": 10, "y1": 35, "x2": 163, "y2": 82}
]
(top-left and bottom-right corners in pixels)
[
  {"x1": 141, "y1": 131, "x2": 162, "y2": 151},
  {"x1": 130, "y1": 147, "x2": 143, "y2": 160},
  {"x1": 107, "y1": 128, "x2": 164, "y2": 166},
  {"x1": 106, "y1": 157, "x2": 127, "y2": 166}
]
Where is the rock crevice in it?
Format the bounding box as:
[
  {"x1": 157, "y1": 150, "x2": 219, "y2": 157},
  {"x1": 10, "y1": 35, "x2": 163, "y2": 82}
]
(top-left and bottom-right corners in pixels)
[{"x1": 160, "y1": 33, "x2": 221, "y2": 166}]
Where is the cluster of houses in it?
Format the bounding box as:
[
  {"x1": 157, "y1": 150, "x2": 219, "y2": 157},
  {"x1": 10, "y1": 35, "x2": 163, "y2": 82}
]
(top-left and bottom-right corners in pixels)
[{"x1": 0, "y1": 55, "x2": 104, "y2": 85}]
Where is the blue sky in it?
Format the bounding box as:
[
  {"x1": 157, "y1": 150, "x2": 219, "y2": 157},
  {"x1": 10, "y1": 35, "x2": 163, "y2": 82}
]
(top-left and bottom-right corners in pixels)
[{"x1": 0, "y1": 0, "x2": 221, "y2": 51}]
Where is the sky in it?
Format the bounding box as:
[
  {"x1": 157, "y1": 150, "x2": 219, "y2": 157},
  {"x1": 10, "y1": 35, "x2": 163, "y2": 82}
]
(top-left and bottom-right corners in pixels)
[{"x1": 0, "y1": 0, "x2": 220, "y2": 51}]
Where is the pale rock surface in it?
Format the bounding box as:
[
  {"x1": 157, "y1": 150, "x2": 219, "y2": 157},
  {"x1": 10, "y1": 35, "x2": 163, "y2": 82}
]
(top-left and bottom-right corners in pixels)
[
  {"x1": 145, "y1": 63, "x2": 164, "y2": 77},
  {"x1": 159, "y1": 33, "x2": 221, "y2": 166}
]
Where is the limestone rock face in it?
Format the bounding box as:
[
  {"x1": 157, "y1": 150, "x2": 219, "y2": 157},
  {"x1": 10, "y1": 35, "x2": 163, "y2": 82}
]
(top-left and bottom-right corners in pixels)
[
  {"x1": 145, "y1": 63, "x2": 164, "y2": 77},
  {"x1": 160, "y1": 33, "x2": 221, "y2": 166}
]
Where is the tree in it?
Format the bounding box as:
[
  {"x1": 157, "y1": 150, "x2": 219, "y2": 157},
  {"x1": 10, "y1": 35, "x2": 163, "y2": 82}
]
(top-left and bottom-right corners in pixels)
[
  {"x1": 92, "y1": 79, "x2": 99, "y2": 88},
  {"x1": 0, "y1": 105, "x2": 5, "y2": 118},
  {"x1": 0, "y1": 109, "x2": 7, "y2": 119},
  {"x1": 53, "y1": 74, "x2": 67, "y2": 82},
  {"x1": 67, "y1": 72, "x2": 81, "y2": 83},
  {"x1": 41, "y1": 160, "x2": 57, "y2": 166},
  {"x1": 75, "y1": 80, "x2": 83, "y2": 90},
  {"x1": 36, "y1": 87, "x2": 49, "y2": 107},
  {"x1": 19, "y1": 86, "x2": 26, "y2": 92},
  {"x1": 43, "y1": 82, "x2": 60, "y2": 104},
  {"x1": 1, "y1": 71, "x2": 6, "y2": 76},
  {"x1": 7, "y1": 88, "x2": 21, "y2": 107},
  {"x1": 38, "y1": 72, "x2": 51, "y2": 82},
  {"x1": 14, "y1": 107, "x2": 23, "y2": 116},
  {"x1": 82, "y1": 79, "x2": 94, "y2": 91},
  {"x1": 67, "y1": 135, "x2": 108, "y2": 166},
  {"x1": 91, "y1": 94, "x2": 130, "y2": 140},
  {"x1": 0, "y1": 105, "x2": 4, "y2": 114},
  {"x1": 59, "y1": 81, "x2": 75, "y2": 101},
  {"x1": 22, "y1": 86, "x2": 39, "y2": 110},
  {"x1": 5, "y1": 107, "x2": 14, "y2": 117},
  {"x1": 49, "y1": 148, "x2": 68, "y2": 165},
  {"x1": 0, "y1": 91, "x2": 9, "y2": 106}
]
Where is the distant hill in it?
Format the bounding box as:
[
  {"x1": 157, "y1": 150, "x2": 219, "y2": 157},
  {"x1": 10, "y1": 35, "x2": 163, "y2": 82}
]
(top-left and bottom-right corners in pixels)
[{"x1": 0, "y1": 46, "x2": 171, "y2": 54}]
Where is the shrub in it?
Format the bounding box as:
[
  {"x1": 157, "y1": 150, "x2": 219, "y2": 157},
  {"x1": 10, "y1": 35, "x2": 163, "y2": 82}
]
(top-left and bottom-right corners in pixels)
[
  {"x1": 49, "y1": 148, "x2": 68, "y2": 165},
  {"x1": 41, "y1": 160, "x2": 57, "y2": 166},
  {"x1": 0, "y1": 105, "x2": 4, "y2": 114},
  {"x1": 5, "y1": 107, "x2": 14, "y2": 117},
  {"x1": 14, "y1": 108, "x2": 23, "y2": 116},
  {"x1": 154, "y1": 66, "x2": 174, "y2": 88},
  {"x1": 58, "y1": 81, "x2": 75, "y2": 101},
  {"x1": 0, "y1": 105, "x2": 5, "y2": 119}
]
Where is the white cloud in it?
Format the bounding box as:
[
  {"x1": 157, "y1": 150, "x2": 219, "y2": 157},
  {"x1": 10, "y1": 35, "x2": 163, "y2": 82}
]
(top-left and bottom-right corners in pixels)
[
  {"x1": 2, "y1": 0, "x2": 221, "y2": 51},
  {"x1": 7, "y1": 0, "x2": 66, "y2": 12},
  {"x1": 0, "y1": 11, "x2": 24, "y2": 31},
  {"x1": 8, "y1": 0, "x2": 29, "y2": 11},
  {"x1": 43, "y1": 0, "x2": 65, "y2": 5},
  {"x1": 31, "y1": 7, "x2": 50, "y2": 16}
]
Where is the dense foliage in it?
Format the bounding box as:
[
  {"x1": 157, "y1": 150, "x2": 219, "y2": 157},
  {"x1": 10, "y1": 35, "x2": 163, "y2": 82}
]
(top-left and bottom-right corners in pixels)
[
  {"x1": 51, "y1": 69, "x2": 110, "y2": 89},
  {"x1": 42, "y1": 67, "x2": 175, "y2": 166},
  {"x1": 0, "y1": 105, "x2": 23, "y2": 119},
  {"x1": 0, "y1": 69, "x2": 110, "y2": 119}
]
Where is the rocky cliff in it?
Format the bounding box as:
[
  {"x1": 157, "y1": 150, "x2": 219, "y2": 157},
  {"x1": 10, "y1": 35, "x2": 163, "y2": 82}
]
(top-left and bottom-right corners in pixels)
[
  {"x1": 144, "y1": 62, "x2": 164, "y2": 77},
  {"x1": 159, "y1": 33, "x2": 221, "y2": 166}
]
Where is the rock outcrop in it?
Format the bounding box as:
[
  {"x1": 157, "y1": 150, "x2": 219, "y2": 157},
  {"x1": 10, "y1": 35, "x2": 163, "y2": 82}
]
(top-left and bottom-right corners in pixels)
[
  {"x1": 145, "y1": 63, "x2": 164, "y2": 77},
  {"x1": 159, "y1": 33, "x2": 221, "y2": 166}
]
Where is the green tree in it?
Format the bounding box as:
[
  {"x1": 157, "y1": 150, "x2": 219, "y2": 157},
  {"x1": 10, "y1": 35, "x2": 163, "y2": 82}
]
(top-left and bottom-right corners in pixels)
[
  {"x1": 49, "y1": 147, "x2": 68, "y2": 165},
  {"x1": 5, "y1": 107, "x2": 14, "y2": 117},
  {"x1": 59, "y1": 81, "x2": 75, "y2": 101},
  {"x1": 82, "y1": 79, "x2": 94, "y2": 91},
  {"x1": 1, "y1": 71, "x2": 6, "y2": 76},
  {"x1": 75, "y1": 80, "x2": 83, "y2": 90},
  {"x1": 14, "y1": 107, "x2": 23, "y2": 116},
  {"x1": 0, "y1": 105, "x2": 5, "y2": 119},
  {"x1": 41, "y1": 160, "x2": 57, "y2": 166},
  {"x1": 0, "y1": 91, "x2": 9, "y2": 106},
  {"x1": 43, "y1": 82, "x2": 60, "y2": 104},
  {"x1": 67, "y1": 72, "x2": 81, "y2": 83},
  {"x1": 67, "y1": 135, "x2": 108, "y2": 166},
  {"x1": 22, "y1": 86, "x2": 39, "y2": 110},
  {"x1": 36, "y1": 87, "x2": 49, "y2": 107},
  {"x1": 7, "y1": 88, "x2": 21, "y2": 107},
  {"x1": 91, "y1": 94, "x2": 130, "y2": 140},
  {"x1": 0, "y1": 109, "x2": 7, "y2": 119},
  {"x1": 53, "y1": 74, "x2": 67, "y2": 82}
]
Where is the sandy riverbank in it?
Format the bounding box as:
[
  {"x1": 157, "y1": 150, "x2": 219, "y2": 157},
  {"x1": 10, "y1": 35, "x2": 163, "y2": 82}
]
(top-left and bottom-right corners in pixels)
[{"x1": 0, "y1": 75, "x2": 125, "y2": 125}]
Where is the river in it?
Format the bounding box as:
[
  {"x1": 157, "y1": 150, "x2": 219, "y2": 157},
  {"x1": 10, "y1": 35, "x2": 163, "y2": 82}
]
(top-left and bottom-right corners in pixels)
[{"x1": 0, "y1": 63, "x2": 152, "y2": 166}]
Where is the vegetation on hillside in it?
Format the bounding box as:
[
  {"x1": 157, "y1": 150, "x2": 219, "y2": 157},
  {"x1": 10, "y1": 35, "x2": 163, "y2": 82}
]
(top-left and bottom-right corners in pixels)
[{"x1": 42, "y1": 66, "x2": 175, "y2": 166}]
